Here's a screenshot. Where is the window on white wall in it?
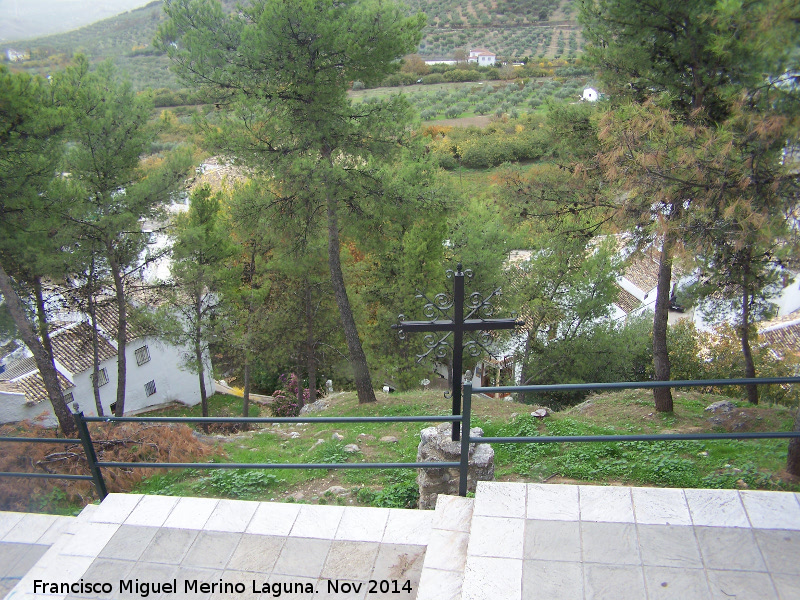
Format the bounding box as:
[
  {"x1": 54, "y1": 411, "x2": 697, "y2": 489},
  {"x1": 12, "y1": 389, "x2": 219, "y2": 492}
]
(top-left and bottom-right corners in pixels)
[
  {"x1": 90, "y1": 368, "x2": 109, "y2": 387},
  {"x1": 144, "y1": 380, "x2": 157, "y2": 397},
  {"x1": 135, "y1": 345, "x2": 151, "y2": 366},
  {"x1": 62, "y1": 392, "x2": 74, "y2": 406}
]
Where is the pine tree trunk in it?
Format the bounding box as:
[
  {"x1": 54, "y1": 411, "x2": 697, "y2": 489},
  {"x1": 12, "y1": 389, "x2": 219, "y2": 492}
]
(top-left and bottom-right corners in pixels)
[
  {"x1": 296, "y1": 372, "x2": 304, "y2": 410},
  {"x1": 325, "y1": 193, "x2": 376, "y2": 404},
  {"x1": 87, "y1": 278, "x2": 104, "y2": 417},
  {"x1": 0, "y1": 262, "x2": 75, "y2": 435},
  {"x1": 194, "y1": 294, "x2": 208, "y2": 417},
  {"x1": 242, "y1": 360, "x2": 250, "y2": 423},
  {"x1": 32, "y1": 277, "x2": 55, "y2": 366},
  {"x1": 740, "y1": 260, "x2": 759, "y2": 404},
  {"x1": 109, "y1": 257, "x2": 127, "y2": 417},
  {"x1": 653, "y1": 234, "x2": 674, "y2": 413},
  {"x1": 305, "y1": 279, "x2": 316, "y2": 405}
]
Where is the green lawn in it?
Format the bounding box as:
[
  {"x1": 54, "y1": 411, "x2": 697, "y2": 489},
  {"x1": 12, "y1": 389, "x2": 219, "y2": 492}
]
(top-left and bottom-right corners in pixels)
[{"x1": 131, "y1": 389, "x2": 800, "y2": 508}]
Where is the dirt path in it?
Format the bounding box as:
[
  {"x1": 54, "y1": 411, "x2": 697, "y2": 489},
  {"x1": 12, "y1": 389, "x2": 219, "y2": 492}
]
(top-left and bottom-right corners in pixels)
[{"x1": 214, "y1": 380, "x2": 273, "y2": 404}]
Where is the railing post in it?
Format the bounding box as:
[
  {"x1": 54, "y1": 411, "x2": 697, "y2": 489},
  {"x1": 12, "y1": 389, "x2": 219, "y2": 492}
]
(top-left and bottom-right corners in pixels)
[
  {"x1": 73, "y1": 411, "x2": 108, "y2": 500},
  {"x1": 458, "y1": 382, "x2": 473, "y2": 496}
]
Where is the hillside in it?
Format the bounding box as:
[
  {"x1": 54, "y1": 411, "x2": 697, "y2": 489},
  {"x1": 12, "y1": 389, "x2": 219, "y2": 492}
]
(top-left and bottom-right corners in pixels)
[
  {"x1": 4, "y1": 0, "x2": 583, "y2": 90},
  {"x1": 3, "y1": 389, "x2": 797, "y2": 513},
  {"x1": 0, "y1": 1, "x2": 153, "y2": 43}
]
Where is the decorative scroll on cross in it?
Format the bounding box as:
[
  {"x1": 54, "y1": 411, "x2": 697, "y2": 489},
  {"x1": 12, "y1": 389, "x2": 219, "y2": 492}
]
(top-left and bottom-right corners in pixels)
[{"x1": 392, "y1": 264, "x2": 520, "y2": 441}]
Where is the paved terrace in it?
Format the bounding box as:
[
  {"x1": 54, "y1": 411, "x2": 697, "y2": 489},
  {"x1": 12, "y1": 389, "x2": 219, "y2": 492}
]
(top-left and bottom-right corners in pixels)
[{"x1": 2, "y1": 482, "x2": 800, "y2": 599}]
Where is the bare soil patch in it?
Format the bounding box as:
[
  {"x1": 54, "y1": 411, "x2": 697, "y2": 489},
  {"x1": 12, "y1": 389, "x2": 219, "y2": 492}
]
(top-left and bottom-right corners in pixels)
[{"x1": 0, "y1": 421, "x2": 216, "y2": 512}]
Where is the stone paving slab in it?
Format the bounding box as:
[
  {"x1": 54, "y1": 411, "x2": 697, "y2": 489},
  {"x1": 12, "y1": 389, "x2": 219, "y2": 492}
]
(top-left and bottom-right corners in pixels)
[
  {"x1": 1, "y1": 511, "x2": 77, "y2": 599},
  {"x1": 463, "y1": 482, "x2": 800, "y2": 600},
  {"x1": 4, "y1": 483, "x2": 800, "y2": 600},
  {"x1": 6, "y1": 496, "x2": 430, "y2": 600}
]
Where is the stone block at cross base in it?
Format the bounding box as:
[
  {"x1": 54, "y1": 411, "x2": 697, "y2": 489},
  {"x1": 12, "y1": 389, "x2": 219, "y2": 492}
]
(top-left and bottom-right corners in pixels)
[{"x1": 416, "y1": 423, "x2": 495, "y2": 510}]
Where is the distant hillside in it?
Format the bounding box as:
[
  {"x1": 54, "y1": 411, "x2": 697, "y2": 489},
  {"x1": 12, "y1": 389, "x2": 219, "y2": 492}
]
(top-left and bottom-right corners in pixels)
[
  {"x1": 0, "y1": 1, "x2": 153, "y2": 43},
  {"x1": 4, "y1": 0, "x2": 583, "y2": 90},
  {"x1": 410, "y1": 0, "x2": 584, "y2": 60}
]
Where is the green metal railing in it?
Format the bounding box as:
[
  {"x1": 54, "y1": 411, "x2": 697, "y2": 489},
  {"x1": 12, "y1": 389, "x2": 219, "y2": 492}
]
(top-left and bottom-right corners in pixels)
[
  {"x1": 457, "y1": 376, "x2": 800, "y2": 495},
  {"x1": 1, "y1": 376, "x2": 799, "y2": 502}
]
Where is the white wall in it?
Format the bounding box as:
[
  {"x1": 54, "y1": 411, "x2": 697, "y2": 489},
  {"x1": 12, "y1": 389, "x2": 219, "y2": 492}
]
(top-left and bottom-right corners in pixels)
[
  {"x1": 122, "y1": 336, "x2": 215, "y2": 413},
  {"x1": 776, "y1": 276, "x2": 800, "y2": 316},
  {"x1": 0, "y1": 391, "x2": 57, "y2": 427},
  {"x1": 68, "y1": 336, "x2": 215, "y2": 417}
]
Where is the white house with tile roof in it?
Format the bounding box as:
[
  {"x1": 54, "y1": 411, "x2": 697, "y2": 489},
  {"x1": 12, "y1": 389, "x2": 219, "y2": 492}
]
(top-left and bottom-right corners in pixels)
[
  {"x1": 0, "y1": 303, "x2": 214, "y2": 426},
  {"x1": 758, "y1": 314, "x2": 800, "y2": 363},
  {"x1": 468, "y1": 48, "x2": 496, "y2": 66}
]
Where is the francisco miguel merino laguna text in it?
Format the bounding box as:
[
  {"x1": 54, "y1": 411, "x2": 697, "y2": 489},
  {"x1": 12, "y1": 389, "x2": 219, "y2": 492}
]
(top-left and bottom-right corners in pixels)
[
  {"x1": 33, "y1": 578, "x2": 413, "y2": 597},
  {"x1": 33, "y1": 578, "x2": 315, "y2": 597}
]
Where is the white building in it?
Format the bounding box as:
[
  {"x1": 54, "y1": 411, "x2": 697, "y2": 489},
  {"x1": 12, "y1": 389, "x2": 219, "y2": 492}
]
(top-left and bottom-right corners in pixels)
[
  {"x1": 0, "y1": 303, "x2": 214, "y2": 426},
  {"x1": 468, "y1": 48, "x2": 496, "y2": 67},
  {"x1": 582, "y1": 87, "x2": 600, "y2": 102},
  {"x1": 5, "y1": 49, "x2": 28, "y2": 62}
]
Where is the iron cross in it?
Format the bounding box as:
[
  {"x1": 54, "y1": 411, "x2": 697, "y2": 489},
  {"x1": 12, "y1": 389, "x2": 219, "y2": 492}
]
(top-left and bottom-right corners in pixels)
[{"x1": 393, "y1": 264, "x2": 520, "y2": 441}]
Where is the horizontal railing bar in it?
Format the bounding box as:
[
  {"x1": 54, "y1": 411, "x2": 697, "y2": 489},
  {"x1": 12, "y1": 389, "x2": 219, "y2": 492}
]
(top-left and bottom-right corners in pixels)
[
  {"x1": 83, "y1": 415, "x2": 461, "y2": 424},
  {"x1": 0, "y1": 437, "x2": 81, "y2": 444},
  {"x1": 0, "y1": 472, "x2": 94, "y2": 481},
  {"x1": 475, "y1": 376, "x2": 800, "y2": 394},
  {"x1": 95, "y1": 461, "x2": 460, "y2": 470},
  {"x1": 475, "y1": 432, "x2": 800, "y2": 444}
]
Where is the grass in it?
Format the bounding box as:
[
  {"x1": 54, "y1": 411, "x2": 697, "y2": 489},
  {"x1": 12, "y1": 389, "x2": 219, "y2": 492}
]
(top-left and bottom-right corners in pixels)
[{"x1": 130, "y1": 388, "x2": 800, "y2": 509}]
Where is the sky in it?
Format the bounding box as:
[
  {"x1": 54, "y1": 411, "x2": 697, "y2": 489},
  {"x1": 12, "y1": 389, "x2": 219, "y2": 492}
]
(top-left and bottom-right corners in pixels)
[{"x1": 0, "y1": 0, "x2": 154, "y2": 42}]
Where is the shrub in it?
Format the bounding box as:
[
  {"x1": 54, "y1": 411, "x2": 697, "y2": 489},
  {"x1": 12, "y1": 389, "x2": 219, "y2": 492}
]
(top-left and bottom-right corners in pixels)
[
  {"x1": 352, "y1": 80, "x2": 365, "y2": 91},
  {"x1": 521, "y1": 316, "x2": 653, "y2": 409},
  {"x1": 270, "y1": 372, "x2": 323, "y2": 417},
  {"x1": 203, "y1": 470, "x2": 281, "y2": 498},
  {"x1": 269, "y1": 392, "x2": 301, "y2": 417},
  {"x1": 433, "y1": 150, "x2": 458, "y2": 169}
]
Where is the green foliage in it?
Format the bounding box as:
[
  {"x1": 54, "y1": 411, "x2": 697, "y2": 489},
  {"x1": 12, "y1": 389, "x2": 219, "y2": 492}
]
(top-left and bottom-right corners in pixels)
[
  {"x1": 521, "y1": 316, "x2": 653, "y2": 408},
  {"x1": 202, "y1": 469, "x2": 282, "y2": 498},
  {"x1": 666, "y1": 322, "x2": 800, "y2": 406},
  {"x1": 160, "y1": 0, "x2": 433, "y2": 405},
  {"x1": 312, "y1": 441, "x2": 351, "y2": 464},
  {"x1": 356, "y1": 479, "x2": 420, "y2": 508}
]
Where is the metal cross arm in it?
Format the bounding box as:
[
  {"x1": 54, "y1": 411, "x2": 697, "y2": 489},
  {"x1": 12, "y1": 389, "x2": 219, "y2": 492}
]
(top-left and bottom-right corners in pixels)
[
  {"x1": 391, "y1": 264, "x2": 521, "y2": 441},
  {"x1": 393, "y1": 318, "x2": 520, "y2": 333}
]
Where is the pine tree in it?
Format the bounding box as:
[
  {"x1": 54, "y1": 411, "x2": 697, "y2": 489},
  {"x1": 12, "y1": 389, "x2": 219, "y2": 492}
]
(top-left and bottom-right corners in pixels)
[
  {"x1": 157, "y1": 0, "x2": 426, "y2": 403},
  {"x1": 0, "y1": 65, "x2": 76, "y2": 435},
  {"x1": 57, "y1": 57, "x2": 192, "y2": 416},
  {"x1": 580, "y1": 0, "x2": 799, "y2": 411},
  {"x1": 158, "y1": 185, "x2": 235, "y2": 418}
]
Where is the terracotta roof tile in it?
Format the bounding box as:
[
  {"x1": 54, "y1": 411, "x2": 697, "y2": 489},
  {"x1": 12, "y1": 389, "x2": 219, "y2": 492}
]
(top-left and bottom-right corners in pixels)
[
  {"x1": 0, "y1": 380, "x2": 24, "y2": 395},
  {"x1": 50, "y1": 322, "x2": 118, "y2": 375},
  {"x1": 0, "y1": 356, "x2": 38, "y2": 381},
  {"x1": 758, "y1": 316, "x2": 800, "y2": 360},
  {"x1": 11, "y1": 370, "x2": 74, "y2": 404},
  {"x1": 90, "y1": 301, "x2": 153, "y2": 342},
  {"x1": 614, "y1": 285, "x2": 641, "y2": 314},
  {"x1": 624, "y1": 249, "x2": 660, "y2": 293}
]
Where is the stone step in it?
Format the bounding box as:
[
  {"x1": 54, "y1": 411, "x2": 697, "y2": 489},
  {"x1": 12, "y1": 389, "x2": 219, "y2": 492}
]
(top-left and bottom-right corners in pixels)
[
  {"x1": 4, "y1": 483, "x2": 800, "y2": 599},
  {"x1": 416, "y1": 495, "x2": 474, "y2": 600}
]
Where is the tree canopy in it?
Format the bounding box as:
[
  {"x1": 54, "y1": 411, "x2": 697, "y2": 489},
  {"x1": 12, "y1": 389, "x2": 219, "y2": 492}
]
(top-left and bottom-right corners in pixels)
[{"x1": 157, "y1": 0, "x2": 429, "y2": 403}]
